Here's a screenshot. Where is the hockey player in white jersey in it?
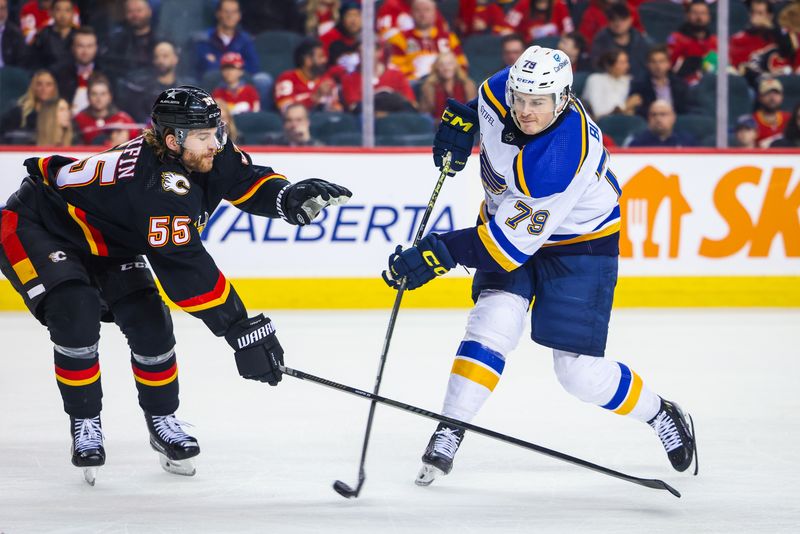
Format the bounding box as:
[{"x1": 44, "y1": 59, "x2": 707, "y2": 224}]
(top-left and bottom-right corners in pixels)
[{"x1": 383, "y1": 46, "x2": 697, "y2": 486}]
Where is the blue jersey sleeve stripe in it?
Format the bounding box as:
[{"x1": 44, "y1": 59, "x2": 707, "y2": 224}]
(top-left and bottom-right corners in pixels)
[
  {"x1": 601, "y1": 362, "x2": 632, "y2": 411},
  {"x1": 592, "y1": 205, "x2": 620, "y2": 231},
  {"x1": 488, "y1": 217, "x2": 530, "y2": 264},
  {"x1": 456, "y1": 340, "x2": 506, "y2": 375},
  {"x1": 541, "y1": 221, "x2": 620, "y2": 247},
  {"x1": 595, "y1": 148, "x2": 608, "y2": 177},
  {"x1": 477, "y1": 224, "x2": 519, "y2": 271},
  {"x1": 513, "y1": 153, "x2": 532, "y2": 197}
]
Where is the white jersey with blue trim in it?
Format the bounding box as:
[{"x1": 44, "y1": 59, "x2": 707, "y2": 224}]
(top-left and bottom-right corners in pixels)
[{"x1": 471, "y1": 67, "x2": 621, "y2": 271}]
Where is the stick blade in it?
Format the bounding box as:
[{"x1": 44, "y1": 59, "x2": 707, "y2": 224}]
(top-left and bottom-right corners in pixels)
[{"x1": 333, "y1": 480, "x2": 359, "y2": 499}]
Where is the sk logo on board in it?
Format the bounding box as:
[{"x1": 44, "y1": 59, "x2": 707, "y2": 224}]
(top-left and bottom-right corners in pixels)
[{"x1": 620, "y1": 166, "x2": 691, "y2": 259}]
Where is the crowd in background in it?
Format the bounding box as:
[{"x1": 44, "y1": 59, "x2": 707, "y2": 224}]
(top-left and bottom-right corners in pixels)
[{"x1": 0, "y1": 0, "x2": 798, "y2": 148}]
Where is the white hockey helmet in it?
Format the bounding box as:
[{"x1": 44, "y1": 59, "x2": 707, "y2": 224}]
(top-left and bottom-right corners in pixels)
[{"x1": 506, "y1": 46, "x2": 573, "y2": 132}]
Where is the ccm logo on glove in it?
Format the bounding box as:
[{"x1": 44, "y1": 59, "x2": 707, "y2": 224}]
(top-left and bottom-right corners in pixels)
[{"x1": 441, "y1": 109, "x2": 474, "y2": 133}]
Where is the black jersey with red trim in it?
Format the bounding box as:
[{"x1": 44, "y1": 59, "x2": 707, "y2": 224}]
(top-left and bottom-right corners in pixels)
[{"x1": 3, "y1": 135, "x2": 290, "y2": 336}]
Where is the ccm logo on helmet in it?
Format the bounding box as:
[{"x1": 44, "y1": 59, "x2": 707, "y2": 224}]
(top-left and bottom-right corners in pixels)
[{"x1": 441, "y1": 109, "x2": 474, "y2": 132}]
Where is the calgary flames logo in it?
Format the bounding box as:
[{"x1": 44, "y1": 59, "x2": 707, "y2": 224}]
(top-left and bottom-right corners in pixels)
[{"x1": 161, "y1": 172, "x2": 190, "y2": 195}]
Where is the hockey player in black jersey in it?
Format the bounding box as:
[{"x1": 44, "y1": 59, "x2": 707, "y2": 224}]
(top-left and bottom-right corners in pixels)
[{"x1": 0, "y1": 86, "x2": 351, "y2": 485}]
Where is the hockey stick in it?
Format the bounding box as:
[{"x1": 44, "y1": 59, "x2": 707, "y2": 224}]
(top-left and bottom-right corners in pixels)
[
  {"x1": 332, "y1": 154, "x2": 454, "y2": 499},
  {"x1": 282, "y1": 365, "x2": 681, "y2": 498}
]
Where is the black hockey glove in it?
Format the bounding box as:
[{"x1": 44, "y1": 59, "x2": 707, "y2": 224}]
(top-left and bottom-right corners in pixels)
[
  {"x1": 433, "y1": 98, "x2": 478, "y2": 176},
  {"x1": 225, "y1": 314, "x2": 284, "y2": 386},
  {"x1": 382, "y1": 234, "x2": 456, "y2": 291},
  {"x1": 277, "y1": 178, "x2": 352, "y2": 225}
]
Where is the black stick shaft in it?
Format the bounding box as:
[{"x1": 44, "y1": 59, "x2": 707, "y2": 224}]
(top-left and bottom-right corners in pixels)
[
  {"x1": 283, "y1": 365, "x2": 681, "y2": 498},
  {"x1": 345, "y1": 158, "x2": 452, "y2": 493}
]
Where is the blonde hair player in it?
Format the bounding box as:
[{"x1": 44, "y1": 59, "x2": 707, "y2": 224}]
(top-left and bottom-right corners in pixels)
[{"x1": 383, "y1": 46, "x2": 698, "y2": 486}]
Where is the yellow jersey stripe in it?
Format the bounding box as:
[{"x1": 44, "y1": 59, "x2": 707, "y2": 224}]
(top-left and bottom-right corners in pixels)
[
  {"x1": 12, "y1": 258, "x2": 38, "y2": 284},
  {"x1": 515, "y1": 153, "x2": 532, "y2": 197},
  {"x1": 614, "y1": 371, "x2": 643, "y2": 415},
  {"x1": 478, "y1": 200, "x2": 489, "y2": 224},
  {"x1": 178, "y1": 278, "x2": 232, "y2": 312},
  {"x1": 572, "y1": 99, "x2": 590, "y2": 173},
  {"x1": 451, "y1": 359, "x2": 500, "y2": 391},
  {"x1": 482, "y1": 82, "x2": 507, "y2": 118},
  {"x1": 229, "y1": 174, "x2": 284, "y2": 206},
  {"x1": 541, "y1": 221, "x2": 620, "y2": 248},
  {"x1": 67, "y1": 204, "x2": 99, "y2": 255},
  {"x1": 477, "y1": 224, "x2": 518, "y2": 271}
]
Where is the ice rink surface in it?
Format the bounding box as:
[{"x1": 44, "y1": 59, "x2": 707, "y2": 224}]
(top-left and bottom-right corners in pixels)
[{"x1": 1, "y1": 308, "x2": 798, "y2": 533}]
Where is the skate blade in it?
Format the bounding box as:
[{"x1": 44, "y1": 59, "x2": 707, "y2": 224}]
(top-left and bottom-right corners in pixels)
[
  {"x1": 415, "y1": 464, "x2": 444, "y2": 487},
  {"x1": 158, "y1": 454, "x2": 196, "y2": 476},
  {"x1": 82, "y1": 467, "x2": 98, "y2": 486}
]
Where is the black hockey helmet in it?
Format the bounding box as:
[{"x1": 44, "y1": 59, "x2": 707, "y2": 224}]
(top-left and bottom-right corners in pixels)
[{"x1": 151, "y1": 85, "x2": 225, "y2": 147}]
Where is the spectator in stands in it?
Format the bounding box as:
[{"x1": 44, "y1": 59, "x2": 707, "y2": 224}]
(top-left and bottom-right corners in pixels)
[
  {"x1": 212, "y1": 52, "x2": 261, "y2": 115},
  {"x1": 505, "y1": 0, "x2": 574, "y2": 42},
  {"x1": 102, "y1": 0, "x2": 158, "y2": 81},
  {"x1": 73, "y1": 73, "x2": 138, "y2": 145},
  {"x1": 0, "y1": 69, "x2": 58, "y2": 144},
  {"x1": 31, "y1": 0, "x2": 77, "y2": 68},
  {"x1": 35, "y1": 97, "x2": 73, "y2": 146},
  {"x1": 578, "y1": 0, "x2": 643, "y2": 50},
  {"x1": 731, "y1": 0, "x2": 780, "y2": 70},
  {"x1": 582, "y1": 49, "x2": 635, "y2": 119},
  {"x1": 501, "y1": 33, "x2": 526, "y2": 67},
  {"x1": 777, "y1": 2, "x2": 800, "y2": 74},
  {"x1": 590, "y1": 3, "x2": 650, "y2": 80},
  {"x1": 116, "y1": 39, "x2": 194, "y2": 123},
  {"x1": 306, "y1": 0, "x2": 340, "y2": 36},
  {"x1": 341, "y1": 42, "x2": 416, "y2": 114},
  {"x1": 419, "y1": 51, "x2": 478, "y2": 123},
  {"x1": 770, "y1": 103, "x2": 800, "y2": 148},
  {"x1": 51, "y1": 26, "x2": 104, "y2": 115},
  {"x1": 265, "y1": 103, "x2": 322, "y2": 146},
  {"x1": 321, "y1": 1, "x2": 361, "y2": 71},
  {"x1": 558, "y1": 31, "x2": 591, "y2": 72},
  {"x1": 667, "y1": 0, "x2": 717, "y2": 85},
  {"x1": 274, "y1": 38, "x2": 341, "y2": 113},
  {"x1": 377, "y1": 0, "x2": 447, "y2": 40},
  {"x1": 628, "y1": 45, "x2": 690, "y2": 117},
  {"x1": 752, "y1": 76, "x2": 791, "y2": 148},
  {"x1": 458, "y1": 0, "x2": 512, "y2": 37},
  {"x1": 731, "y1": 0, "x2": 794, "y2": 82},
  {"x1": 732, "y1": 114, "x2": 758, "y2": 148},
  {"x1": 20, "y1": 0, "x2": 79, "y2": 45},
  {"x1": 239, "y1": 0, "x2": 304, "y2": 34},
  {"x1": 195, "y1": 0, "x2": 259, "y2": 81},
  {"x1": 1, "y1": 0, "x2": 27, "y2": 67},
  {"x1": 388, "y1": 0, "x2": 468, "y2": 81},
  {"x1": 626, "y1": 99, "x2": 697, "y2": 147}
]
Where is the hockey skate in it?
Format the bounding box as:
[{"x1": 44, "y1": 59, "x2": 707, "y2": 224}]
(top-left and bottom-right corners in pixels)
[
  {"x1": 145, "y1": 413, "x2": 200, "y2": 476},
  {"x1": 70, "y1": 415, "x2": 105, "y2": 486},
  {"x1": 416, "y1": 423, "x2": 466, "y2": 486},
  {"x1": 649, "y1": 398, "x2": 698, "y2": 475}
]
